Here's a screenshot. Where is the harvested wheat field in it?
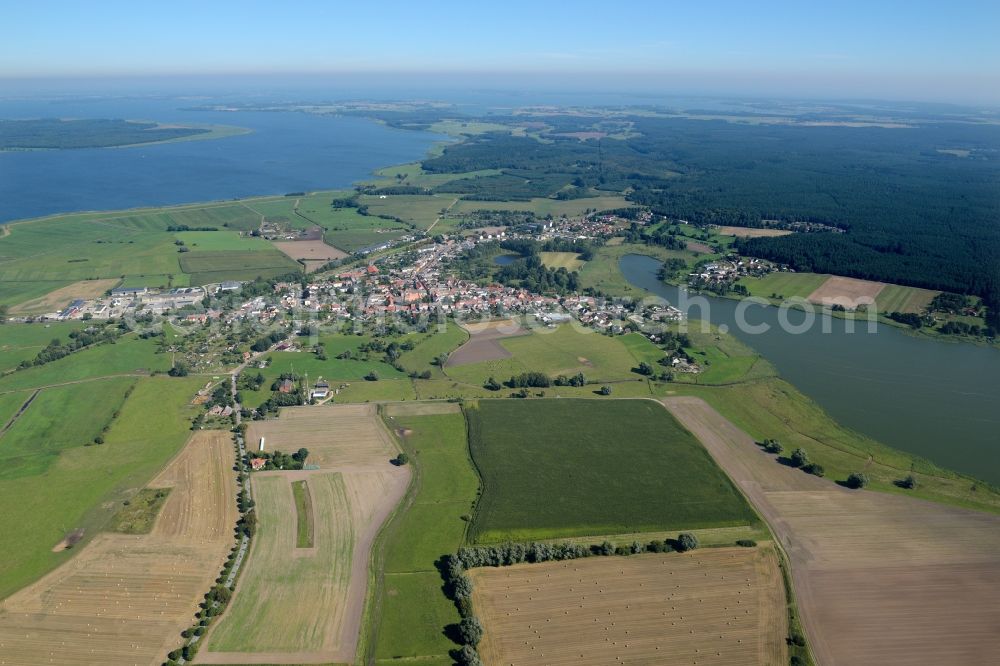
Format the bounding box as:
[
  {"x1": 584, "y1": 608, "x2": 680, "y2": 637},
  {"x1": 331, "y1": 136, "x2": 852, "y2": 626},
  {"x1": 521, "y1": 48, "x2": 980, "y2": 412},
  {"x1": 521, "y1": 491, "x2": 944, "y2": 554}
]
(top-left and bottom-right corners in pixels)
[
  {"x1": 471, "y1": 545, "x2": 787, "y2": 666},
  {"x1": 663, "y1": 397, "x2": 1000, "y2": 666},
  {"x1": 806, "y1": 275, "x2": 884, "y2": 309},
  {"x1": 714, "y1": 226, "x2": 793, "y2": 238},
  {"x1": 0, "y1": 430, "x2": 237, "y2": 666},
  {"x1": 200, "y1": 404, "x2": 409, "y2": 664},
  {"x1": 246, "y1": 403, "x2": 397, "y2": 469},
  {"x1": 10, "y1": 278, "x2": 119, "y2": 314},
  {"x1": 446, "y1": 318, "x2": 529, "y2": 367}
]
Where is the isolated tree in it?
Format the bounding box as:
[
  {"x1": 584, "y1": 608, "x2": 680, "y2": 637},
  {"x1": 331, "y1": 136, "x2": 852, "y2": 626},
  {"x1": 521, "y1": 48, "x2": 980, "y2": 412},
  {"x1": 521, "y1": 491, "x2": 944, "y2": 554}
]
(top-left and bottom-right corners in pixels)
[
  {"x1": 898, "y1": 473, "x2": 918, "y2": 489},
  {"x1": 483, "y1": 376, "x2": 501, "y2": 391},
  {"x1": 392, "y1": 452, "x2": 410, "y2": 466},
  {"x1": 364, "y1": 369, "x2": 379, "y2": 381},
  {"x1": 600, "y1": 385, "x2": 612, "y2": 396},
  {"x1": 636, "y1": 361, "x2": 654, "y2": 376},
  {"x1": 802, "y1": 463, "x2": 825, "y2": 477},
  {"x1": 458, "y1": 616, "x2": 484, "y2": 646},
  {"x1": 292, "y1": 447, "x2": 309, "y2": 463},
  {"x1": 763, "y1": 439, "x2": 783, "y2": 454},
  {"x1": 845, "y1": 472, "x2": 869, "y2": 489},
  {"x1": 455, "y1": 645, "x2": 482, "y2": 666},
  {"x1": 676, "y1": 532, "x2": 699, "y2": 552},
  {"x1": 789, "y1": 448, "x2": 809, "y2": 468}
]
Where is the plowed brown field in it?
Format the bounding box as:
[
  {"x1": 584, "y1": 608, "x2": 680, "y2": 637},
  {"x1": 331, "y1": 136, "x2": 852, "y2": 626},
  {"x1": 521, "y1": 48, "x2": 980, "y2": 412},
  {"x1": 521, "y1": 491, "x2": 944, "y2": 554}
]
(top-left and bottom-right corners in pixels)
[
  {"x1": 663, "y1": 396, "x2": 1000, "y2": 665},
  {"x1": 0, "y1": 430, "x2": 237, "y2": 665}
]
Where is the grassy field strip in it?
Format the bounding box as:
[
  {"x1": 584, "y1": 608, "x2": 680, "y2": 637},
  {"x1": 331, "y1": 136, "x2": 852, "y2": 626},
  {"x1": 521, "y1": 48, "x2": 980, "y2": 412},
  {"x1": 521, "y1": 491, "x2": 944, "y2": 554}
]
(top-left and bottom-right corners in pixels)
[
  {"x1": 471, "y1": 546, "x2": 787, "y2": 666},
  {"x1": 292, "y1": 480, "x2": 315, "y2": 548},
  {"x1": 0, "y1": 430, "x2": 237, "y2": 665},
  {"x1": 372, "y1": 410, "x2": 479, "y2": 664},
  {"x1": 663, "y1": 396, "x2": 1000, "y2": 664}
]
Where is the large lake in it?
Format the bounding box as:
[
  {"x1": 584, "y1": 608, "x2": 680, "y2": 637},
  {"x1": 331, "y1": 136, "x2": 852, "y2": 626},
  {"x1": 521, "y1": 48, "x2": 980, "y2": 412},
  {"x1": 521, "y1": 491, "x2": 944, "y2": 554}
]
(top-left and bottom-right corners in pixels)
[
  {"x1": 621, "y1": 254, "x2": 1000, "y2": 484},
  {"x1": 0, "y1": 98, "x2": 446, "y2": 223}
]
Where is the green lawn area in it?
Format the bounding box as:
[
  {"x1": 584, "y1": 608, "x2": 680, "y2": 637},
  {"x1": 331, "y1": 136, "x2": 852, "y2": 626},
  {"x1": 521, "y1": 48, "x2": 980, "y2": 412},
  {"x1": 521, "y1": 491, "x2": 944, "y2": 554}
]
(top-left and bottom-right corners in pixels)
[
  {"x1": 451, "y1": 195, "x2": 630, "y2": 218},
  {"x1": 0, "y1": 321, "x2": 89, "y2": 372},
  {"x1": 0, "y1": 390, "x2": 31, "y2": 427},
  {"x1": 0, "y1": 377, "x2": 136, "y2": 481},
  {"x1": 619, "y1": 332, "x2": 666, "y2": 366},
  {"x1": 373, "y1": 410, "x2": 478, "y2": 663},
  {"x1": 363, "y1": 161, "x2": 502, "y2": 189},
  {"x1": 175, "y1": 230, "x2": 274, "y2": 252},
  {"x1": 0, "y1": 375, "x2": 202, "y2": 597},
  {"x1": 397, "y1": 322, "x2": 468, "y2": 378},
  {"x1": 443, "y1": 323, "x2": 638, "y2": 386},
  {"x1": 539, "y1": 251, "x2": 585, "y2": 270},
  {"x1": 358, "y1": 194, "x2": 453, "y2": 230},
  {"x1": 465, "y1": 399, "x2": 759, "y2": 543},
  {"x1": 178, "y1": 249, "x2": 301, "y2": 285},
  {"x1": 0, "y1": 334, "x2": 167, "y2": 392},
  {"x1": 737, "y1": 272, "x2": 830, "y2": 300},
  {"x1": 875, "y1": 283, "x2": 939, "y2": 314},
  {"x1": 238, "y1": 335, "x2": 408, "y2": 408},
  {"x1": 0, "y1": 199, "x2": 299, "y2": 307},
  {"x1": 333, "y1": 378, "x2": 416, "y2": 403}
]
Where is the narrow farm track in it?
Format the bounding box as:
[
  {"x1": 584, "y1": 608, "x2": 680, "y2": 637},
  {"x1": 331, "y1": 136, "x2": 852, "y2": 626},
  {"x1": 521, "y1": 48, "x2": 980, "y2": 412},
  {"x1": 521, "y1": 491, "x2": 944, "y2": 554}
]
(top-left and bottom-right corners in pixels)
[
  {"x1": 663, "y1": 396, "x2": 1000, "y2": 666},
  {"x1": 0, "y1": 388, "x2": 40, "y2": 436}
]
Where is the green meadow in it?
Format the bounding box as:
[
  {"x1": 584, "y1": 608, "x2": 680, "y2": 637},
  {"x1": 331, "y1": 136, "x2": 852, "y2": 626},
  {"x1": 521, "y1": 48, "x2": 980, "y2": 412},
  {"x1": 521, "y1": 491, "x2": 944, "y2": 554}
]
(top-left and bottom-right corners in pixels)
[
  {"x1": 0, "y1": 375, "x2": 202, "y2": 597},
  {"x1": 465, "y1": 399, "x2": 759, "y2": 543},
  {"x1": 0, "y1": 198, "x2": 304, "y2": 307},
  {"x1": 0, "y1": 334, "x2": 167, "y2": 392},
  {"x1": 373, "y1": 410, "x2": 478, "y2": 664},
  {"x1": 443, "y1": 323, "x2": 641, "y2": 386}
]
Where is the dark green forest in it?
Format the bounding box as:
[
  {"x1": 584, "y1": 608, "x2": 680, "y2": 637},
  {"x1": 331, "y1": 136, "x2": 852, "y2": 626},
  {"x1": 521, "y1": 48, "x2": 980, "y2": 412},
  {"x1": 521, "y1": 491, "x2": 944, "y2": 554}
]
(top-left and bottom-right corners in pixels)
[{"x1": 418, "y1": 114, "x2": 1000, "y2": 323}]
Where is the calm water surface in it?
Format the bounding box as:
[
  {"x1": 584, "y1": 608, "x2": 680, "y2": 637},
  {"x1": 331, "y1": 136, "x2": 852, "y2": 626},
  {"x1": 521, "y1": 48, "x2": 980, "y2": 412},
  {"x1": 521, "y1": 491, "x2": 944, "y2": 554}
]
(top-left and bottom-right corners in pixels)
[
  {"x1": 0, "y1": 98, "x2": 446, "y2": 223},
  {"x1": 620, "y1": 254, "x2": 1000, "y2": 484}
]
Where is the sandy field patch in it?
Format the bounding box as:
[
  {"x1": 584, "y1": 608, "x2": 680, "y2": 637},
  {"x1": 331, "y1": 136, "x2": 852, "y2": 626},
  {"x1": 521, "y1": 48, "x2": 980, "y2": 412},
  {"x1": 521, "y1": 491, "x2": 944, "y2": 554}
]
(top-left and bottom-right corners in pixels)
[
  {"x1": 10, "y1": 278, "x2": 119, "y2": 314},
  {"x1": 201, "y1": 405, "x2": 409, "y2": 664},
  {"x1": 246, "y1": 404, "x2": 396, "y2": 469},
  {"x1": 663, "y1": 397, "x2": 1000, "y2": 665},
  {"x1": 383, "y1": 401, "x2": 462, "y2": 417},
  {"x1": 270, "y1": 240, "x2": 347, "y2": 272},
  {"x1": 472, "y1": 546, "x2": 786, "y2": 666},
  {"x1": 446, "y1": 319, "x2": 529, "y2": 367},
  {"x1": 0, "y1": 430, "x2": 237, "y2": 666},
  {"x1": 807, "y1": 275, "x2": 885, "y2": 309},
  {"x1": 686, "y1": 240, "x2": 714, "y2": 254},
  {"x1": 715, "y1": 226, "x2": 793, "y2": 238}
]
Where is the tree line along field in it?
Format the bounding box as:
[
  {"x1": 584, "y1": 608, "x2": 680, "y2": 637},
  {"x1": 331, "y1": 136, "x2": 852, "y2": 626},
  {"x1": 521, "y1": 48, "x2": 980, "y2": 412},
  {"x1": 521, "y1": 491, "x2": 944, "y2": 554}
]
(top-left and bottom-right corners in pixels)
[
  {"x1": 0, "y1": 374, "x2": 204, "y2": 598},
  {"x1": 464, "y1": 399, "x2": 759, "y2": 543},
  {"x1": 371, "y1": 405, "x2": 479, "y2": 665}
]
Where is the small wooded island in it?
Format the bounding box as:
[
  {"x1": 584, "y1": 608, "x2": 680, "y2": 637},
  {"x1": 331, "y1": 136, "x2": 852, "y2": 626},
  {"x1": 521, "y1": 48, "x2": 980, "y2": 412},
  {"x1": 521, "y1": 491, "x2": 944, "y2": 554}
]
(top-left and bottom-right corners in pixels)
[{"x1": 0, "y1": 118, "x2": 246, "y2": 150}]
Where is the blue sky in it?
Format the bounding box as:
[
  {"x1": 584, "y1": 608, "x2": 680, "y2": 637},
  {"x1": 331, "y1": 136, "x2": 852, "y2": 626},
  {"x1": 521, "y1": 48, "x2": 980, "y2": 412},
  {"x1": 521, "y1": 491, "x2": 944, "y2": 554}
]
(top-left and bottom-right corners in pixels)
[{"x1": 4, "y1": 1, "x2": 999, "y2": 103}]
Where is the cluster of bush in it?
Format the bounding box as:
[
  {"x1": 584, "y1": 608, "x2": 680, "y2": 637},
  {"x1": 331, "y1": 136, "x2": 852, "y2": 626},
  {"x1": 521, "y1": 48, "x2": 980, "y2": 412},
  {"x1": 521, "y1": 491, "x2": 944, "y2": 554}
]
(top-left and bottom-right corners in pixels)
[
  {"x1": 761, "y1": 439, "x2": 880, "y2": 489},
  {"x1": 251, "y1": 447, "x2": 309, "y2": 471},
  {"x1": 21, "y1": 327, "x2": 120, "y2": 369}
]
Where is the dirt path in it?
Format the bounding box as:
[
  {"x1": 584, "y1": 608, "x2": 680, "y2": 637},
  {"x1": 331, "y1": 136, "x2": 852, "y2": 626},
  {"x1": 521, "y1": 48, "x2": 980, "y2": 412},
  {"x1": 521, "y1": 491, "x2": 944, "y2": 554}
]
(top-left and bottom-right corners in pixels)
[
  {"x1": 0, "y1": 388, "x2": 40, "y2": 436},
  {"x1": 662, "y1": 396, "x2": 1000, "y2": 666},
  {"x1": 425, "y1": 197, "x2": 458, "y2": 234}
]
